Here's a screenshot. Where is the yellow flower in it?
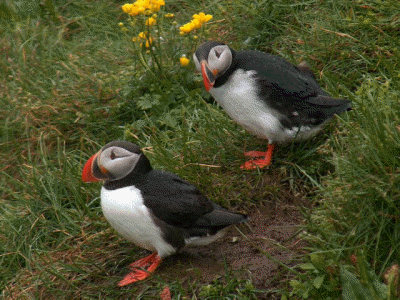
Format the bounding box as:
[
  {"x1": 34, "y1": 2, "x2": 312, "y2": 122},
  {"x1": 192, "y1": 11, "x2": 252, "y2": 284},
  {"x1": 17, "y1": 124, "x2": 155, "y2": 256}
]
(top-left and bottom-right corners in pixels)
[
  {"x1": 118, "y1": 22, "x2": 124, "y2": 27},
  {"x1": 139, "y1": 37, "x2": 153, "y2": 47},
  {"x1": 152, "y1": 0, "x2": 165, "y2": 11},
  {"x1": 191, "y1": 19, "x2": 202, "y2": 29},
  {"x1": 122, "y1": 0, "x2": 164, "y2": 16},
  {"x1": 179, "y1": 12, "x2": 213, "y2": 34},
  {"x1": 147, "y1": 0, "x2": 164, "y2": 13},
  {"x1": 180, "y1": 56, "x2": 190, "y2": 66},
  {"x1": 145, "y1": 17, "x2": 157, "y2": 26},
  {"x1": 165, "y1": 13, "x2": 175, "y2": 18},
  {"x1": 179, "y1": 22, "x2": 194, "y2": 34},
  {"x1": 122, "y1": 3, "x2": 133, "y2": 14},
  {"x1": 192, "y1": 13, "x2": 201, "y2": 20},
  {"x1": 145, "y1": 38, "x2": 153, "y2": 47},
  {"x1": 138, "y1": 31, "x2": 148, "y2": 39},
  {"x1": 193, "y1": 12, "x2": 213, "y2": 23},
  {"x1": 122, "y1": 3, "x2": 144, "y2": 16}
]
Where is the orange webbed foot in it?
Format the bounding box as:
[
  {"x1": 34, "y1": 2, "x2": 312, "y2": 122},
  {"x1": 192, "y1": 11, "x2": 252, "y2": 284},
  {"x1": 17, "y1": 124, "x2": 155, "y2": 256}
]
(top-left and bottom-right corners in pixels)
[
  {"x1": 240, "y1": 144, "x2": 275, "y2": 170},
  {"x1": 117, "y1": 253, "x2": 162, "y2": 286}
]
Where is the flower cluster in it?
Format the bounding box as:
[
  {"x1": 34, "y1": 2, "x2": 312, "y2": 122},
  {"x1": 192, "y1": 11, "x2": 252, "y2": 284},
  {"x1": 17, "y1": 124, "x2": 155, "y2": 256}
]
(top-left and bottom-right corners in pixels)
[
  {"x1": 120, "y1": 2, "x2": 214, "y2": 68},
  {"x1": 131, "y1": 31, "x2": 154, "y2": 47},
  {"x1": 180, "y1": 12, "x2": 213, "y2": 35},
  {"x1": 122, "y1": 1, "x2": 163, "y2": 49},
  {"x1": 122, "y1": 0, "x2": 165, "y2": 16}
]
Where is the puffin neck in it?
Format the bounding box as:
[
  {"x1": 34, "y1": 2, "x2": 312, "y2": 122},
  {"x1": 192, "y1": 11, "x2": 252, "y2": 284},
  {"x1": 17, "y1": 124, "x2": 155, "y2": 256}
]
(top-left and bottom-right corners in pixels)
[
  {"x1": 103, "y1": 154, "x2": 153, "y2": 190},
  {"x1": 213, "y1": 48, "x2": 237, "y2": 88}
]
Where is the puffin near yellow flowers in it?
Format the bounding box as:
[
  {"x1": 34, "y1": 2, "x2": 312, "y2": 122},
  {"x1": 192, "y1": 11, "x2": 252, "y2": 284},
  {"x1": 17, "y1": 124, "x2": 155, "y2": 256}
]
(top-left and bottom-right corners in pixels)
[
  {"x1": 194, "y1": 41, "x2": 352, "y2": 169},
  {"x1": 82, "y1": 141, "x2": 247, "y2": 286}
]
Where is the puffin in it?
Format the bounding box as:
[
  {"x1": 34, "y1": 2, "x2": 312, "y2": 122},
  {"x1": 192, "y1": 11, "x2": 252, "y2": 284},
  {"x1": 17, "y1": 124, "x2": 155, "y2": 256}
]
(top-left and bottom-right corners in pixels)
[
  {"x1": 81, "y1": 141, "x2": 247, "y2": 286},
  {"x1": 193, "y1": 41, "x2": 352, "y2": 169}
]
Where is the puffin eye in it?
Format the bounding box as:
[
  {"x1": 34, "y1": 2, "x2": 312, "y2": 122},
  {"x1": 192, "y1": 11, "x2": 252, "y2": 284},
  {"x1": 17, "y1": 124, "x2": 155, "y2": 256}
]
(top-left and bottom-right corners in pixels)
[
  {"x1": 214, "y1": 50, "x2": 222, "y2": 58},
  {"x1": 110, "y1": 150, "x2": 116, "y2": 160}
]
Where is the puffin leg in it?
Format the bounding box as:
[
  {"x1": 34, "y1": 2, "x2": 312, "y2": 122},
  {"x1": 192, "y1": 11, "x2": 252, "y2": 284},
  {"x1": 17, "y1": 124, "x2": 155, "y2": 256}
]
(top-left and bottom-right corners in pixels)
[
  {"x1": 117, "y1": 253, "x2": 162, "y2": 286},
  {"x1": 243, "y1": 151, "x2": 269, "y2": 157},
  {"x1": 240, "y1": 144, "x2": 275, "y2": 169},
  {"x1": 127, "y1": 252, "x2": 158, "y2": 268}
]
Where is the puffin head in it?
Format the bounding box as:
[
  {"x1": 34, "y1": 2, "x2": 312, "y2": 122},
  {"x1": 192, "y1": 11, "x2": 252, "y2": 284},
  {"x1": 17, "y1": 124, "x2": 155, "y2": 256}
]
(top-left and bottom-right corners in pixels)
[
  {"x1": 193, "y1": 41, "x2": 233, "y2": 91},
  {"x1": 82, "y1": 141, "x2": 143, "y2": 182}
]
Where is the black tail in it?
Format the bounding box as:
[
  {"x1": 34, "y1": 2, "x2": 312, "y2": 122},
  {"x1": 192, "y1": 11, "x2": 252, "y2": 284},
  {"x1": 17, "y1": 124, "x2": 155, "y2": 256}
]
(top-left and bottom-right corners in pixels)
[{"x1": 308, "y1": 95, "x2": 352, "y2": 114}]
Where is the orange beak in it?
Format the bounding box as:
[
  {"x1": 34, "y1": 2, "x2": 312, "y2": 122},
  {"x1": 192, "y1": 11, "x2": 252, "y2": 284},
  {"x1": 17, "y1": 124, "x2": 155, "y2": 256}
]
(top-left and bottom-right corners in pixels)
[
  {"x1": 201, "y1": 60, "x2": 216, "y2": 92},
  {"x1": 81, "y1": 153, "x2": 100, "y2": 182}
]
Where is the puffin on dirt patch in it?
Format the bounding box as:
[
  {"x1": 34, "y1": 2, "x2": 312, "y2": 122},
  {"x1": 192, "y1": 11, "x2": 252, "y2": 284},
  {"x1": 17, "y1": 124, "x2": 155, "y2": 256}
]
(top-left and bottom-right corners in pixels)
[
  {"x1": 193, "y1": 41, "x2": 352, "y2": 169},
  {"x1": 81, "y1": 141, "x2": 247, "y2": 286}
]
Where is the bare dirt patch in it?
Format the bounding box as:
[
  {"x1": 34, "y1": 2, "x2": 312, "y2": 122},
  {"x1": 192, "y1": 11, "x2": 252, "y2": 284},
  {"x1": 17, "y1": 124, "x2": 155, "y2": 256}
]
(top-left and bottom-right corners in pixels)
[{"x1": 151, "y1": 199, "x2": 308, "y2": 298}]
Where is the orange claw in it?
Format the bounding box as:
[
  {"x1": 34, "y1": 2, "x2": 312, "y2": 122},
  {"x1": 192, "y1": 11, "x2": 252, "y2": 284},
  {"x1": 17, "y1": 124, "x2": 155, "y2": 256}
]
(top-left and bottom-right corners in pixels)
[
  {"x1": 160, "y1": 286, "x2": 172, "y2": 300},
  {"x1": 117, "y1": 253, "x2": 162, "y2": 286},
  {"x1": 240, "y1": 144, "x2": 275, "y2": 169}
]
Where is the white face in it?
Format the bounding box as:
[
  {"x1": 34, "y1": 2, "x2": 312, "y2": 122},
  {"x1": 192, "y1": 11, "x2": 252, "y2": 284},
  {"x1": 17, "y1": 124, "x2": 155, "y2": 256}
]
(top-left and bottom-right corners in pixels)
[
  {"x1": 193, "y1": 45, "x2": 232, "y2": 77},
  {"x1": 207, "y1": 45, "x2": 232, "y2": 75},
  {"x1": 98, "y1": 146, "x2": 141, "y2": 180}
]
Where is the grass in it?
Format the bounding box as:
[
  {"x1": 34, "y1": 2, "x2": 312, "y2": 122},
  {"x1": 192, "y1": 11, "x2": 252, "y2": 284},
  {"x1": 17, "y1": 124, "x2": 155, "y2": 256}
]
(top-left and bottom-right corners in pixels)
[{"x1": 1, "y1": 0, "x2": 400, "y2": 299}]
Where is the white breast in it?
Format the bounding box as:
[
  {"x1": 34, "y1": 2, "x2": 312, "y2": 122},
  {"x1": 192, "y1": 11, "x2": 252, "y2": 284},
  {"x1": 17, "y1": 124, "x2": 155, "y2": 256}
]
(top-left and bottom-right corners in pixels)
[
  {"x1": 210, "y1": 69, "x2": 285, "y2": 143},
  {"x1": 100, "y1": 186, "x2": 176, "y2": 258}
]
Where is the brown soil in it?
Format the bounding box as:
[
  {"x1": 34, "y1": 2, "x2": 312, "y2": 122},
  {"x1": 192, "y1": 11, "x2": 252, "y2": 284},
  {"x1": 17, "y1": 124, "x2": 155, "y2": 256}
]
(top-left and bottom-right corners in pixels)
[{"x1": 151, "y1": 201, "x2": 308, "y2": 299}]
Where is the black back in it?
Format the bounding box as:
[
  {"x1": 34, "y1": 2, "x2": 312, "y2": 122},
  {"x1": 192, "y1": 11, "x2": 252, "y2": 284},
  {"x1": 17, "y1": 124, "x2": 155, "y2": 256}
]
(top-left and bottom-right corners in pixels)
[{"x1": 215, "y1": 48, "x2": 352, "y2": 127}]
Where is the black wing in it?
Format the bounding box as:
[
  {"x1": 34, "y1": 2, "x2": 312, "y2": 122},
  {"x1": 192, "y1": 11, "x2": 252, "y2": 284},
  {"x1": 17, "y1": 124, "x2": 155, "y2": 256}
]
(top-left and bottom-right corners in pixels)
[
  {"x1": 235, "y1": 50, "x2": 325, "y2": 99},
  {"x1": 136, "y1": 170, "x2": 245, "y2": 229}
]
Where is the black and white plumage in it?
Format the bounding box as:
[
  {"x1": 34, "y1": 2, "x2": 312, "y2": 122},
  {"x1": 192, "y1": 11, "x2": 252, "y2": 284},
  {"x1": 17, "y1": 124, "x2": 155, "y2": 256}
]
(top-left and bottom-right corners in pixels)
[
  {"x1": 81, "y1": 141, "x2": 246, "y2": 286},
  {"x1": 193, "y1": 41, "x2": 352, "y2": 169}
]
